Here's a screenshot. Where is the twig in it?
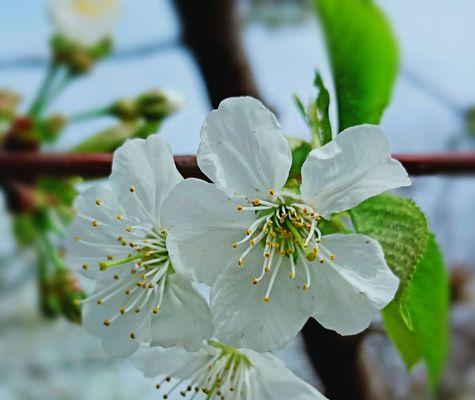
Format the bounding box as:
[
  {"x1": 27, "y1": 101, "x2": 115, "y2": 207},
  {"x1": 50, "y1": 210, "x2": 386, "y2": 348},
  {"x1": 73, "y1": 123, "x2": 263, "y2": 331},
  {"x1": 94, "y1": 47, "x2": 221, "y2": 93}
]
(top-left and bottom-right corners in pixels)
[{"x1": 1, "y1": 152, "x2": 475, "y2": 181}]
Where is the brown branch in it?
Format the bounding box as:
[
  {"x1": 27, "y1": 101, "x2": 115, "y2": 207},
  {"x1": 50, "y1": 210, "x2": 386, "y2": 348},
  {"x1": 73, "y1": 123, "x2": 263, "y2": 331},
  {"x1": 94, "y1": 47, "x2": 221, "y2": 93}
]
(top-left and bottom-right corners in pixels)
[
  {"x1": 1, "y1": 152, "x2": 475, "y2": 181},
  {"x1": 172, "y1": 0, "x2": 262, "y2": 108}
]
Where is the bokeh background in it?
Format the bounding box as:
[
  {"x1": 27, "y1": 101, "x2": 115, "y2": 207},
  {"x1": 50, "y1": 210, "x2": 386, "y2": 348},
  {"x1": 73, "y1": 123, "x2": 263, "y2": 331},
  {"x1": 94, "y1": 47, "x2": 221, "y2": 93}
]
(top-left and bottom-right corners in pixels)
[{"x1": 1, "y1": 0, "x2": 475, "y2": 399}]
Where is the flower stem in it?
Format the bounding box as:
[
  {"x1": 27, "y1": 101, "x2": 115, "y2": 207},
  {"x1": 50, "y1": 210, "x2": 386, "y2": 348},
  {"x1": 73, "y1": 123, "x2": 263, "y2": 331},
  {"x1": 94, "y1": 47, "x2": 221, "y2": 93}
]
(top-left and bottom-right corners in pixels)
[
  {"x1": 68, "y1": 106, "x2": 111, "y2": 124},
  {"x1": 28, "y1": 63, "x2": 60, "y2": 118}
]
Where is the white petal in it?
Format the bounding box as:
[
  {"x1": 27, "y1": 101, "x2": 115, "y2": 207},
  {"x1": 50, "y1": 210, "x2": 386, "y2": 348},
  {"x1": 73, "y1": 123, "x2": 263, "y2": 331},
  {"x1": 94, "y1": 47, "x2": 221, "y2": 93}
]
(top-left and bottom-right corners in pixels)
[
  {"x1": 300, "y1": 125, "x2": 411, "y2": 218},
  {"x1": 82, "y1": 279, "x2": 152, "y2": 358},
  {"x1": 162, "y1": 179, "x2": 255, "y2": 285},
  {"x1": 65, "y1": 185, "x2": 137, "y2": 281},
  {"x1": 150, "y1": 274, "x2": 213, "y2": 351},
  {"x1": 197, "y1": 97, "x2": 292, "y2": 199},
  {"x1": 245, "y1": 351, "x2": 328, "y2": 400},
  {"x1": 211, "y1": 251, "x2": 315, "y2": 352},
  {"x1": 133, "y1": 346, "x2": 208, "y2": 379},
  {"x1": 310, "y1": 234, "x2": 399, "y2": 335},
  {"x1": 110, "y1": 134, "x2": 182, "y2": 229},
  {"x1": 48, "y1": 0, "x2": 122, "y2": 46}
]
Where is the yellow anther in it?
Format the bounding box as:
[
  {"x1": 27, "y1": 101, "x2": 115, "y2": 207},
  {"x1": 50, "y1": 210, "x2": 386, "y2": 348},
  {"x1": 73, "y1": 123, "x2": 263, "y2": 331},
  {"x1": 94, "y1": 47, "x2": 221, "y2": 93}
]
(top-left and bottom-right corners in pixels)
[
  {"x1": 97, "y1": 299, "x2": 103, "y2": 305},
  {"x1": 263, "y1": 296, "x2": 270, "y2": 303},
  {"x1": 92, "y1": 220, "x2": 99, "y2": 227},
  {"x1": 82, "y1": 264, "x2": 88, "y2": 270},
  {"x1": 264, "y1": 252, "x2": 271, "y2": 258},
  {"x1": 103, "y1": 320, "x2": 110, "y2": 327},
  {"x1": 130, "y1": 268, "x2": 137, "y2": 274},
  {"x1": 330, "y1": 254, "x2": 336, "y2": 261},
  {"x1": 74, "y1": 236, "x2": 81, "y2": 241},
  {"x1": 280, "y1": 249, "x2": 286, "y2": 256},
  {"x1": 107, "y1": 255, "x2": 113, "y2": 260},
  {"x1": 117, "y1": 236, "x2": 123, "y2": 242},
  {"x1": 129, "y1": 186, "x2": 136, "y2": 193},
  {"x1": 319, "y1": 258, "x2": 325, "y2": 264},
  {"x1": 268, "y1": 189, "x2": 276, "y2": 196},
  {"x1": 119, "y1": 307, "x2": 125, "y2": 314},
  {"x1": 288, "y1": 272, "x2": 295, "y2": 279},
  {"x1": 246, "y1": 229, "x2": 253, "y2": 236},
  {"x1": 99, "y1": 262, "x2": 108, "y2": 271},
  {"x1": 73, "y1": 299, "x2": 81, "y2": 305},
  {"x1": 136, "y1": 282, "x2": 143, "y2": 287},
  {"x1": 307, "y1": 252, "x2": 317, "y2": 261},
  {"x1": 250, "y1": 240, "x2": 256, "y2": 247},
  {"x1": 236, "y1": 204, "x2": 243, "y2": 211},
  {"x1": 125, "y1": 289, "x2": 131, "y2": 295},
  {"x1": 232, "y1": 242, "x2": 238, "y2": 248},
  {"x1": 130, "y1": 332, "x2": 136, "y2": 339},
  {"x1": 302, "y1": 284, "x2": 309, "y2": 291},
  {"x1": 265, "y1": 265, "x2": 270, "y2": 272},
  {"x1": 252, "y1": 199, "x2": 261, "y2": 206},
  {"x1": 126, "y1": 226, "x2": 133, "y2": 232},
  {"x1": 270, "y1": 231, "x2": 276, "y2": 237},
  {"x1": 113, "y1": 274, "x2": 120, "y2": 280},
  {"x1": 116, "y1": 214, "x2": 123, "y2": 221},
  {"x1": 272, "y1": 242, "x2": 279, "y2": 248},
  {"x1": 238, "y1": 258, "x2": 245, "y2": 266},
  {"x1": 134, "y1": 307, "x2": 141, "y2": 313},
  {"x1": 153, "y1": 307, "x2": 160, "y2": 314},
  {"x1": 252, "y1": 278, "x2": 258, "y2": 285},
  {"x1": 95, "y1": 199, "x2": 102, "y2": 206}
]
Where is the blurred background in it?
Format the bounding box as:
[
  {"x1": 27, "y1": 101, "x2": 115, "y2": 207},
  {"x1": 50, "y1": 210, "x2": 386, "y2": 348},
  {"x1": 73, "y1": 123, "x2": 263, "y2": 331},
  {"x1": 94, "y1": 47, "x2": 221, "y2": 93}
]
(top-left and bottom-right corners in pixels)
[{"x1": 0, "y1": 0, "x2": 475, "y2": 399}]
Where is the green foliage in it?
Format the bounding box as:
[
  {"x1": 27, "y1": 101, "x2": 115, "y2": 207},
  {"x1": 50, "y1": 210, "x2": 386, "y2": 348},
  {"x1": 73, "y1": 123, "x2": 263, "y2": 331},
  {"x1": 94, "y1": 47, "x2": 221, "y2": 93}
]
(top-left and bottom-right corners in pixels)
[
  {"x1": 286, "y1": 137, "x2": 312, "y2": 181},
  {"x1": 351, "y1": 194, "x2": 428, "y2": 297},
  {"x1": 294, "y1": 72, "x2": 332, "y2": 148},
  {"x1": 310, "y1": 73, "x2": 332, "y2": 146},
  {"x1": 314, "y1": 0, "x2": 399, "y2": 130},
  {"x1": 383, "y1": 234, "x2": 449, "y2": 390}
]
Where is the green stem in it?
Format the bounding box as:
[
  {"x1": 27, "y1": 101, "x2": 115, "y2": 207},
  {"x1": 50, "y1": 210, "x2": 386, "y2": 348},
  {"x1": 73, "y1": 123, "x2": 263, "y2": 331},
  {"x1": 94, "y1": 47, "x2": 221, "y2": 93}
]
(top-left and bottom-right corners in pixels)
[
  {"x1": 68, "y1": 106, "x2": 111, "y2": 124},
  {"x1": 44, "y1": 71, "x2": 73, "y2": 108},
  {"x1": 28, "y1": 63, "x2": 60, "y2": 118}
]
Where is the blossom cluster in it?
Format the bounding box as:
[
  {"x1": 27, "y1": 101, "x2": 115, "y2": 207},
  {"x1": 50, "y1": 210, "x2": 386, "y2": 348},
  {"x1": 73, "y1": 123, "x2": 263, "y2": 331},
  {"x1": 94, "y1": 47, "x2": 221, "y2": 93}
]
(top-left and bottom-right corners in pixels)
[{"x1": 66, "y1": 96, "x2": 410, "y2": 398}]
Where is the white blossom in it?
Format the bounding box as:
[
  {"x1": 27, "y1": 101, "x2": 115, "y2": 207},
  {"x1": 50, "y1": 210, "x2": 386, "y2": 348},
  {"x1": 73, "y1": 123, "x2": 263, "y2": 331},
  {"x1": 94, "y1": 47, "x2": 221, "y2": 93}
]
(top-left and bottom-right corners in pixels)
[
  {"x1": 133, "y1": 340, "x2": 328, "y2": 400},
  {"x1": 49, "y1": 0, "x2": 122, "y2": 46},
  {"x1": 65, "y1": 135, "x2": 213, "y2": 357},
  {"x1": 163, "y1": 97, "x2": 409, "y2": 351}
]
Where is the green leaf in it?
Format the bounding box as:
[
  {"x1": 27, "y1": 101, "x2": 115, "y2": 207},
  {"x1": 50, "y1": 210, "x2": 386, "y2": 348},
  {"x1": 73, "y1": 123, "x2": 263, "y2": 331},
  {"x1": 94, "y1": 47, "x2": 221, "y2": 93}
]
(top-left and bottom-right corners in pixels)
[
  {"x1": 382, "y1": 301, "x2": 420, "y2": 368},
  {"x1": 314, "y1": 0, "x2": 399, "y2": 130},
  {"x1": 383, "y1": 234, "x2": 449, "y2": 391},
  {"x1": 407, "y1": 234, "x2": 449, "y2": 389},
  {"x1": 286, "y1": 137, "x2": 312, "y2": 181},
  {"x1": 350, "y1": 194, "x2": 428, "y2": 298},
  {"x1": 310, "y1": 73, "x2": 332, "y2": 146}
]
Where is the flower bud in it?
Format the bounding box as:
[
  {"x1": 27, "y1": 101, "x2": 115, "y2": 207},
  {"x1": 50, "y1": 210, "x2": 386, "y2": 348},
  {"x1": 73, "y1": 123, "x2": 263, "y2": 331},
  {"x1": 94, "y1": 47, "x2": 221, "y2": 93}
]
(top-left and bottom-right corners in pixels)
[
  {"x1": 0, "y1": 89, "x2": 21, "y2": 121},
  {"x1": 135, "y1": 89, "x2": 185, "y2": 122},
  {"x1": 37, "y1": 113, "x2": 67, "y2": 143},
  {"x1": 50, "y1": 35, "x2": 112, "y2": 75}
]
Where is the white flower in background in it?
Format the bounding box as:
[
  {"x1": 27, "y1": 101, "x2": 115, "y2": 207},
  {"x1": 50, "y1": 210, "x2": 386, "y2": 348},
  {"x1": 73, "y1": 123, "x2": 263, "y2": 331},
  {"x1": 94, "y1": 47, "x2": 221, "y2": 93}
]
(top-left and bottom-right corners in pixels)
[
  {"x1": 65, "y1": 135, "x2": 213, "y2": 357},
  {"x1": 163, "y1": 97, "x2": 410, "y2": 352},
  {"x1": 49, "y1": 0, "x2": 122, "y2": 47},
  {"x1": 133, "y1": 340, "x2": 328, "y2": 400}
]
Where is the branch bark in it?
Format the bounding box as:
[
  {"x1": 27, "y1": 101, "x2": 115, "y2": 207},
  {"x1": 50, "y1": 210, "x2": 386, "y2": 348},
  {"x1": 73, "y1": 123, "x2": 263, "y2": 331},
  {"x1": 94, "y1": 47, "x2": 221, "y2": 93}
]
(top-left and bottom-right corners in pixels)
[{"x1": 172, "y1": 0, "x2": 262, "y2": 108}]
